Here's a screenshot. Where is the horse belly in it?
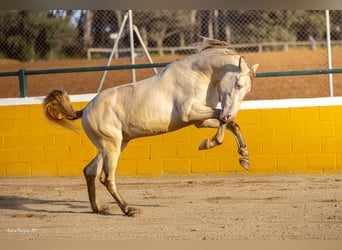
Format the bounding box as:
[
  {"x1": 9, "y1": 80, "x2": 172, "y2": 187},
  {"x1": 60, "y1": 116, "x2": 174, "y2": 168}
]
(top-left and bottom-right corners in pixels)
[
  {"x1": 124, "y1": 98, "x2": 192, "y2": 138},
  {"x1": 125, "y1": 113, "x2": 176, "y2": 138}
]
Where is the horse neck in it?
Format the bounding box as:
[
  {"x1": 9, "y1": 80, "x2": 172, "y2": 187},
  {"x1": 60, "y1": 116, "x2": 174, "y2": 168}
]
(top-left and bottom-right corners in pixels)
[{"x1": 199, "y1": 50, "x2": 241, "y2": 71}]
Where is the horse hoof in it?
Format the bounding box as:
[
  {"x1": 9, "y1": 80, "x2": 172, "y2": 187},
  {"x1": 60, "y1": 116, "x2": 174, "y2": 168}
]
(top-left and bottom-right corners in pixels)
[
  {"x1": 91, "y1": 204, "x2": 106, "y2": 213},
  {"x1": 96, "y1": 205, "x2": 114, "y2": 215},
  {"x1": 198, "y1": 139, "x2": 209, "y2": 150},
  {"x1": 239, "y1": 158, "x2": 250, "y2": 171},
  {"x1": 125, "y1": 207, "x2": 142, "y2": 217}
]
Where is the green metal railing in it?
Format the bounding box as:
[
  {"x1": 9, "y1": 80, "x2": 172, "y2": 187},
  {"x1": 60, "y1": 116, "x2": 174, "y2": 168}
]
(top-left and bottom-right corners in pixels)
[
  {"x1": 1, "y1": 63, "x2": 342, "y2": 97},
  {"x1": 0, "y1": 63, "x2": 170, "y2": 97},
  {"x1": 256, "y1": 68, "x2": 342, "y2": 78}
]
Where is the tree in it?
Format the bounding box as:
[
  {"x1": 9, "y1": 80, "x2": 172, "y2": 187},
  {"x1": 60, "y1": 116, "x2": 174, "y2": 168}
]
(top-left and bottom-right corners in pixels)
[
  {"x1": 289, "y1": 10, "x2": 325, "y2": 41},
  {"x1": 218, "y1": 10, "x2": 296, "y2": 44},
  {"x1": 91, "y1": 10, "x2": 122, "y2": 48},
  {"x1": 200, "y1": 10, "x2": 326, "y2": 46},
  {"x1": 83, "y1": 10, "x2": 94, "y2": 50},
  {"x1": 38, "y1": 11, "x2": 77, "y2": 59},
  {"x1": 0, "y1": 10, "x2": 76, "y2": 61},
  {"x1": 0, "y1": 11, "x2": 38, "y2": 61},
  {"x1": 133, "y1": 10, "x2": 195, "y2": 55},
  {"x1": 327, "y1": 10, "x2": 342, "y2": 40}
]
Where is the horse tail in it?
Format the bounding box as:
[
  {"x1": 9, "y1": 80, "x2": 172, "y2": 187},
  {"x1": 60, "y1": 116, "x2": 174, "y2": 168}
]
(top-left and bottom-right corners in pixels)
[{"x1": 43, "y1": 89, "x2": 83, "y2": 132}]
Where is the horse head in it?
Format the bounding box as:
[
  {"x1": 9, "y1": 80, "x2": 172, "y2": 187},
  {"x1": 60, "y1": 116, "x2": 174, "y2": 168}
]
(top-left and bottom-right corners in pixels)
[{"x1": 219, "y1": 57, "x2": 259, "y2": 123}]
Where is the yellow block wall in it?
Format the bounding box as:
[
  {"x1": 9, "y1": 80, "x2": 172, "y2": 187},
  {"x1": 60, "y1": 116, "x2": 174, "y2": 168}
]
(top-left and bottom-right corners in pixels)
[{"x1": 1, "y1": 101, "x2": 342, "y2": 177}]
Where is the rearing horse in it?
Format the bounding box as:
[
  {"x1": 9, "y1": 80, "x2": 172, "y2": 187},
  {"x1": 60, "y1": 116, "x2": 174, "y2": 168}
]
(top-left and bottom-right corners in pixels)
[{"x1": 43, "y1": 38, "x2": 259, "y2": 216}]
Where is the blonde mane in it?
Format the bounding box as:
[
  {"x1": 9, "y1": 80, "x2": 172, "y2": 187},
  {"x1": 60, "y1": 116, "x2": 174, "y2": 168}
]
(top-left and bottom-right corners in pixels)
[{"x1": 190, "y1": 37, "x2": 235, "y2": 53}]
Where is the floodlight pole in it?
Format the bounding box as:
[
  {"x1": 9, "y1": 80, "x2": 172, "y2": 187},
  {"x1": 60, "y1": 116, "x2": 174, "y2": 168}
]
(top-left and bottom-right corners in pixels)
[
  {"x1": 133, "y1": 25, "x2": 158, "y2": 74},
  {"x1": 97, "y1": 10, "x2": 157, "y2": 93},
  {"x1": 128, "y1": 10, "x2": 136, "y2": 83},
  {"x1": 97, "y1": 12, "x2": 129, "y2": 94},
  {"x1": 325, "y1": 10, "x2": 334, "y2": 97}
]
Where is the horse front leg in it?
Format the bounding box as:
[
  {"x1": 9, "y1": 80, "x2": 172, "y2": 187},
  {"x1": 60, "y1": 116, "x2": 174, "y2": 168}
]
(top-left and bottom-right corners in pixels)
[
  {"x1": 227, "y1": 121, "x2": 250, "y2": 171},
  {"x1": 184, "y1": 103, "x2": 224, "y2": 150},
  {"x1": 183, "y1": 103, "x2": 221, "y2": 122},
  {"x1": 198, "y1": 120, "x2": 227, "y2": 150},
  {"x1": 195, "y1": 119, "x2": 250, "y2": 171}
]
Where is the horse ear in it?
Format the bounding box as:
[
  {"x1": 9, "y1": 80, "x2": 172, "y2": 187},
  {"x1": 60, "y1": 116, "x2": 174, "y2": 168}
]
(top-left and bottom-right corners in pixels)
[{"x1": 251, "y1": 64, "x2": 259, "y2": 74}]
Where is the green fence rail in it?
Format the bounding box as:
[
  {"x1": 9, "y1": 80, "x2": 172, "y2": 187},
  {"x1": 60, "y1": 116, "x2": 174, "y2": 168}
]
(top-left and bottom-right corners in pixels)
[
  {"x1": 256, "y1": 68, "x2": 342, "y2": 78},
  {"x1": 0, "y1": 62, "x2": 342, "y2": 97}
]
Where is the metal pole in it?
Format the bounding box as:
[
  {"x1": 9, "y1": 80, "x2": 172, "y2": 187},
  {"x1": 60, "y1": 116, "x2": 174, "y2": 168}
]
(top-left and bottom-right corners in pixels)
[
  {"x1": 128, "y1": 10, "x2": 136, "y2": 82},
  {"x1": 133, "y1": 25, "x2": 158, "y2": 74},
  {"x1": 325, "y1": 10, "x2": 334, "y2": 97},
  {"x1": 214, "y1": 10, "x2": 219, "y2": 39},
  {"x1": 97, "y1": 12, "x2": 129, "y2": 94},
  {"x1": 18, "y1": 69, "x2": 28, "y2": 97}
]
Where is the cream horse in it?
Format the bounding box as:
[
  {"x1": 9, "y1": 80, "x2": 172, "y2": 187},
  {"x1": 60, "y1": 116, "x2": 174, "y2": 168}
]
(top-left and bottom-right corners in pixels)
[{"x1": 43, "y1": 38, "x2": 259, "y2": 216}]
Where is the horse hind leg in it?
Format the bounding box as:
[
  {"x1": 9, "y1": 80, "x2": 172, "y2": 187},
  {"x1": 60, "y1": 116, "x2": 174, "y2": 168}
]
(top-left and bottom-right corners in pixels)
[
  {"x1": 83, "y1": 153, "x2": 104, "y2": 213},
  {"x1": 102, "y1": 142, "x2": 141, "y2": 217}
]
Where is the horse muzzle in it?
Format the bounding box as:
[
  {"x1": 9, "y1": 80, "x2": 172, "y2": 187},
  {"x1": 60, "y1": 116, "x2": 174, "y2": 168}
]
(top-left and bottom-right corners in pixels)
[{"x1": 219, "y1": 110, "x2": 234, "y2": 123}]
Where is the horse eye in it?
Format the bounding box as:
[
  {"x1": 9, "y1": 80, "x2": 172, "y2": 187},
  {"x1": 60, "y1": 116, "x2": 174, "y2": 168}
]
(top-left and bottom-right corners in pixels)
[{"x1": 234, "y1": 82, "x2": 242, "y2": 90}]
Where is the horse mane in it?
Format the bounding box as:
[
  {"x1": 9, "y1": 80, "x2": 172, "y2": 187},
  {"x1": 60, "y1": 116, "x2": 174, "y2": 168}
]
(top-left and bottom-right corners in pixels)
[
  {"x1": 190, "y1": 37, "x2": 234, "y2": 52},
  {"x1": 157, "y1": 38, "x2": 239, "y2": 77}
]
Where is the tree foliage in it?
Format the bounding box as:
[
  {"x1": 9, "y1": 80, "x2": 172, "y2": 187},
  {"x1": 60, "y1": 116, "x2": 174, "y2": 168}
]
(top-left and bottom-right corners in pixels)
[
  {"x1": 0, "y1": 10, "x2": 340, "y2": 61},
  {"x1": 0, "y1": 10, "x2": 76, "y2": 61},
  {"x1": 208, "y1": 10, "x2": 327, "y2": 44},
  {"x1": 133, "y1": 10, "x2": 195, "y2": 55}
]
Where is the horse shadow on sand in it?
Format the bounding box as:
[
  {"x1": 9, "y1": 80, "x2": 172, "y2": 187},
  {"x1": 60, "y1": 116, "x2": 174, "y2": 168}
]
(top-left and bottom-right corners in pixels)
[{"x1": 0, "y1": 195, "x2": 160, "y2": 216}]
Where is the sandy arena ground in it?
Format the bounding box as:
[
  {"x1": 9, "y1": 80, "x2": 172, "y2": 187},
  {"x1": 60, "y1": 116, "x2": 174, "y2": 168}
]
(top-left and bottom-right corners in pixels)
[
  {"x1": 1, "y1": 50, "x2": 342, "y2": 241},
  {"x1": 1, "y1": 174, "x2": 342, "y2": 240}
]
